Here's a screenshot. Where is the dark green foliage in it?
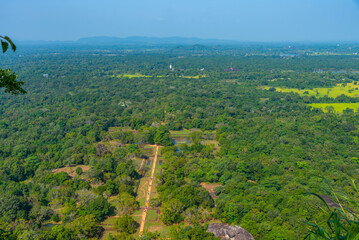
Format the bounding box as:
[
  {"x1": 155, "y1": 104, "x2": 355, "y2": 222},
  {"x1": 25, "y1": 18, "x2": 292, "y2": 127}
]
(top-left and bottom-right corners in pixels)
[
  {"x1": 169, "y1": 225, "x2": 219, "y2": 240},
  {"x1": 0, "y1": 193, "x2": 30, "y2": 222},
  {"x1": 2, "y1": 45, "x2": 359, "y2": 238},
  {"x1": 154, "y1": 126, "x2": 173, "y2": 146},
  {"x1": 49, "y1": 225, "x2": 74, "y2": 240},
  {"x1": 45, "y1": 172, "x2": 69, "y2": 185},
  {"x1": 75, "y1": 167, "x2": 83, "y2": 175},
  {"x1": 0, "y1": 68, "x2": 26, "y2": 95},
  {"x1": 82, "y1": 196, "x2": 115, "y2": 221},
  {"x1": 112, "y1": 131, "x2": 134, "y2": 144},
  {"x1": 114, "y1": 214, "x2": 138, "y2": 234},
  {"x1": 65, "y1": 215, "x2": 104, "y2": 239},
  {"x1": 140, "y1": 230, "x2": 161, "y2": 240}
]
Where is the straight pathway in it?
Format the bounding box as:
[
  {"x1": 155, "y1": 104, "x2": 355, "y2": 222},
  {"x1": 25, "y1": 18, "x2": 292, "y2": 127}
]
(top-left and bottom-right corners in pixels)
[{"x1": 139, "y1": 145, "x2": 159, "y2": 236}]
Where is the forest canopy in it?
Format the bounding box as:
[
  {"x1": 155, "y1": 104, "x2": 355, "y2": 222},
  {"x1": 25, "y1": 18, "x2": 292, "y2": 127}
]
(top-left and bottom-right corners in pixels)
[{"x1": 1, "y1": 44, "x2": 359, "y2": 239}]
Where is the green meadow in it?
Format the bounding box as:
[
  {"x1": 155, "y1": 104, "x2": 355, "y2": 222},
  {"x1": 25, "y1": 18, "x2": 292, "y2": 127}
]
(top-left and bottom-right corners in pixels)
[
  {"x1": 169, "y1": 130, "x2": 192, "y2": 138},
  {"x1": 119, "y1": 73, "x2": 151, "y2": 78},
  {"x1": 264, "y1": 82, "x2": 359, "y2": 98},
  {"x1": 181, "y1": 75, "x2": 206, "y2": 79},
  {"x1": 111, "y1": 74, "x2": 205, "y2": 79}
]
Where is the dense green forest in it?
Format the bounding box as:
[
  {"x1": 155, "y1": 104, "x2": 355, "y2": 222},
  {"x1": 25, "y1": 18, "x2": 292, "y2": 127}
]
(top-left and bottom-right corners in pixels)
[{"x1": 1, "y1": 44, "x2": 359, "y2": 239}]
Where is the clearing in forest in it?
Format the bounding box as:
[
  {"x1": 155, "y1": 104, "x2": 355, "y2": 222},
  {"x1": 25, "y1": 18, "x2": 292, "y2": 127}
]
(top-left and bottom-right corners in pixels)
[
  {"x1": 200, "y1": 182, "x2": 222, "y2": 199},
  {"x1": 181, "y1": 75, "x2": 206, "y2": 79},
  {"x1": 263, "y1": 82, "x2": 359, "y2": 98},
  {"x1": 116, "y1": 73, "x2": 151, "y2": 78},
  {"x1": 51, "y1": 165, "x2": 90, "y2": 178}
]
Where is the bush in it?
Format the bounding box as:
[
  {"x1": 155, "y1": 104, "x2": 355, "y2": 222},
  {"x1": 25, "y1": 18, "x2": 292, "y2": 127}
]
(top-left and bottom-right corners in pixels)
[
  {"x1": 114, "y1": 214, "x2": 138, "y2": 234},
  {"x1": 76, "y1": 167, "x2": 83, "y2": 175},
  {"x1": 85, "y1": 196, "x2": 115, "y2": 221}
]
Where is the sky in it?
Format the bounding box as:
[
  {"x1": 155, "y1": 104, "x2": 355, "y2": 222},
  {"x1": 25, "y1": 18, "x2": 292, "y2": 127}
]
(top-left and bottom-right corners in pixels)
[{"x1": 2, "y1": 0, "x2": 359, "y2": 42}]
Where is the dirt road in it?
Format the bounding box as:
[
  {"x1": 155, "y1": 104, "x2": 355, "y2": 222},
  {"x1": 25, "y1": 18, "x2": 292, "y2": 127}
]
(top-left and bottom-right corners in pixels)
[{"x1": 139, "y1": 145, "x2": 159, "y2": 236}]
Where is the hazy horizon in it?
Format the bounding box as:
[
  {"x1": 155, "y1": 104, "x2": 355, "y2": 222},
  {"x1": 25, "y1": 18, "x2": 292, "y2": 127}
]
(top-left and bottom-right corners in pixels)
[{"x1": 3, "y1": 0, "x2": 359, "y2": 42}]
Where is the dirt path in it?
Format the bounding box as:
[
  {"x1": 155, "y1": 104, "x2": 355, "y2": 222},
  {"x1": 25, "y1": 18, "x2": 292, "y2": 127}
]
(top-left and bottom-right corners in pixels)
[
  {"x1": 136, "y1": 180, "x2": 148, "y2": 201},
  {"x1": 139, "y1": 145, "x2": 159, "y2": 236}
]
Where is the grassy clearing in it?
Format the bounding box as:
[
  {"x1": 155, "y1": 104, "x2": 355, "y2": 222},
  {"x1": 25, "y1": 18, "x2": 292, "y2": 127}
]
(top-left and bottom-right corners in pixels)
[
  {"x1": 146, "y1": 210, "x2": 158, "y2": 221},
  {"x1": 144, "y1": 221, "x2": 163, "y2": 231},
  {"x1": 102, "y1": 231, "x2": 119, "y2": 240},
  {"x1": 132, "y1": 215, "x2": 142, "y2": 222},
  {"x1": 170, "y1": 129, "x2": 211, "y2": 138},
  {"x1": 108, "y1": 127, "x2": 122, "y2": 132},
  {"x1": 132, "y1": 209, "x2": 143, "y2": 216},
  {"x1": 155, "y1": 225, "x2": 172, "y2": 236},
  {"x1": 263, "y1": 82, "x2": 359, "y2": 98},
  {"x1": 170, "y1": 130, "x2": 191, "y2": 137},
  {"x1": 181, "y1": 75, "x2": 206, "y2": 79},
  {"x1": 143, "y1": 145, "x2": 154, "y2": 157},
  {"x1": 137, "y1": 178, "x2": 149, "y2": 206},
  {"x1": 145, "y1": 221, "x2": 161, "y2": 229},
  {"x1": 155, "y1": 160, "x2": 162, "y2": 175},
  {"x1": 118, "y1": 73, "x2": 151, "y2": 78},
  {"x1": 102, "y1": 217, "x2": 118, "y2": 225},
  {"x1": 308, "y1": 103, "x2": 359, "y2": 113},
  {"x1": 201, "y1": 140, "x2": 220, "y2": 151},
  {"x1": 151, "y1": 182, "x2": 158, "y2": 198}
]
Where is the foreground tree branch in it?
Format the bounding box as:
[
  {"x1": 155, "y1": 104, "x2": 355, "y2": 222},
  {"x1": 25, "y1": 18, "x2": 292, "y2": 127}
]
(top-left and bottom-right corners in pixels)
[{"x1": 0, "y1": 35, "x2": 26, "y2": 95}]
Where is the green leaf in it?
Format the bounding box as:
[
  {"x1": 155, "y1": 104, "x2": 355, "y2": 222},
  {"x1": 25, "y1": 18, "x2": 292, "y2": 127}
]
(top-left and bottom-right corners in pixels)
[
  {"x1": 1, "y1": 40, "x2": 8, "y2": 53},
  {"x1": 306, "y1": 192, "x2": 331, "y2": 212},
  {"x1": 4, "y1": 36, "x2": 16, "y2": 52},
  {"x1": 352, "y1": 233, "x2": 359, "y2": 240}
]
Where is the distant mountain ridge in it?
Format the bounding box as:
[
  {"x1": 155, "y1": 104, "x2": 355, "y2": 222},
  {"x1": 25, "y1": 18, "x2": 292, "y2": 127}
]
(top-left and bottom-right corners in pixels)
[
  {"x1": 77, "y1": 36, "x2": 238, "y2": 45},
  {"x1": 19, "y1": 36, "x2": 239, "y2": 46}
]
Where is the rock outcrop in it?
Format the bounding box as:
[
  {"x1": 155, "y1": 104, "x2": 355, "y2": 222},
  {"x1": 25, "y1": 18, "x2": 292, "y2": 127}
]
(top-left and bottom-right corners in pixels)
[{"x1": 207, "y1": 223, "x2": 254, "y2": 240}]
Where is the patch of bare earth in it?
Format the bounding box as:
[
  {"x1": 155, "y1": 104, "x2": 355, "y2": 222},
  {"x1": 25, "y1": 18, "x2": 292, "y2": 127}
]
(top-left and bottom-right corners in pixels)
[
  {"x1": 200, "y1": 182, "x2": 222, "y2": 199},
  {"x1": 51, "y1": 165, "x2": 91, "y2": 178},
  {"x1": 149, "y1": 226, "x2": 164, "y2": 232}
]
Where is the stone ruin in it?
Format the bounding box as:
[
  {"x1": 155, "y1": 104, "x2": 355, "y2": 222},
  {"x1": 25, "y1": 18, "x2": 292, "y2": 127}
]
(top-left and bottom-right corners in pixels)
[{"x1": 207, "y1": 223, "x2": 254, "y2": 240}]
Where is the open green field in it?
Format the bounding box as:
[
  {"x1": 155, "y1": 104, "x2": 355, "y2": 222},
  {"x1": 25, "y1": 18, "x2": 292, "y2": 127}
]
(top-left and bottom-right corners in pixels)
[
  {"x1": 112, "y1": 74, "x2": 205, "y2": 79},
  {"x1": 170, "y1": 129, "x2": 202, "y2": 137},
  {"x1": 102, "y1": 216, "x2": 118, "y2": 225},
  {"x1": 146, "y1": 210, "x2": 158, "y2": 221},
  {"x1": 308, "y1": 103, "x2": 359, "y2": 113},
  {"x1": 181, "y1": 75, "x2": 206, "y2": 79},
  {"x1": 170, "y1": 130, "x2": 191, "y2": 137},
  {"x1": 116, "y1": 73, "x2": 151, "y2": 78},
  {"x1": 137, "y1": 177, "x2": 149, "y2": 206},
  {"x1": 264, "y1": 82, "x2": 359, "y2": 98}
]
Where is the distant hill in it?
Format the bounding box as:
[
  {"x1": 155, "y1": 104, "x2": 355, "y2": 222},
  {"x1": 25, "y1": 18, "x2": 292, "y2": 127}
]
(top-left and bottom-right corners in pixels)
[
  {"x1": 17, "y1": 36, "x2": 238, "y2": 47},
  {"x1": 76, "y1": 36, "x2": 237, "y2": 46}
]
